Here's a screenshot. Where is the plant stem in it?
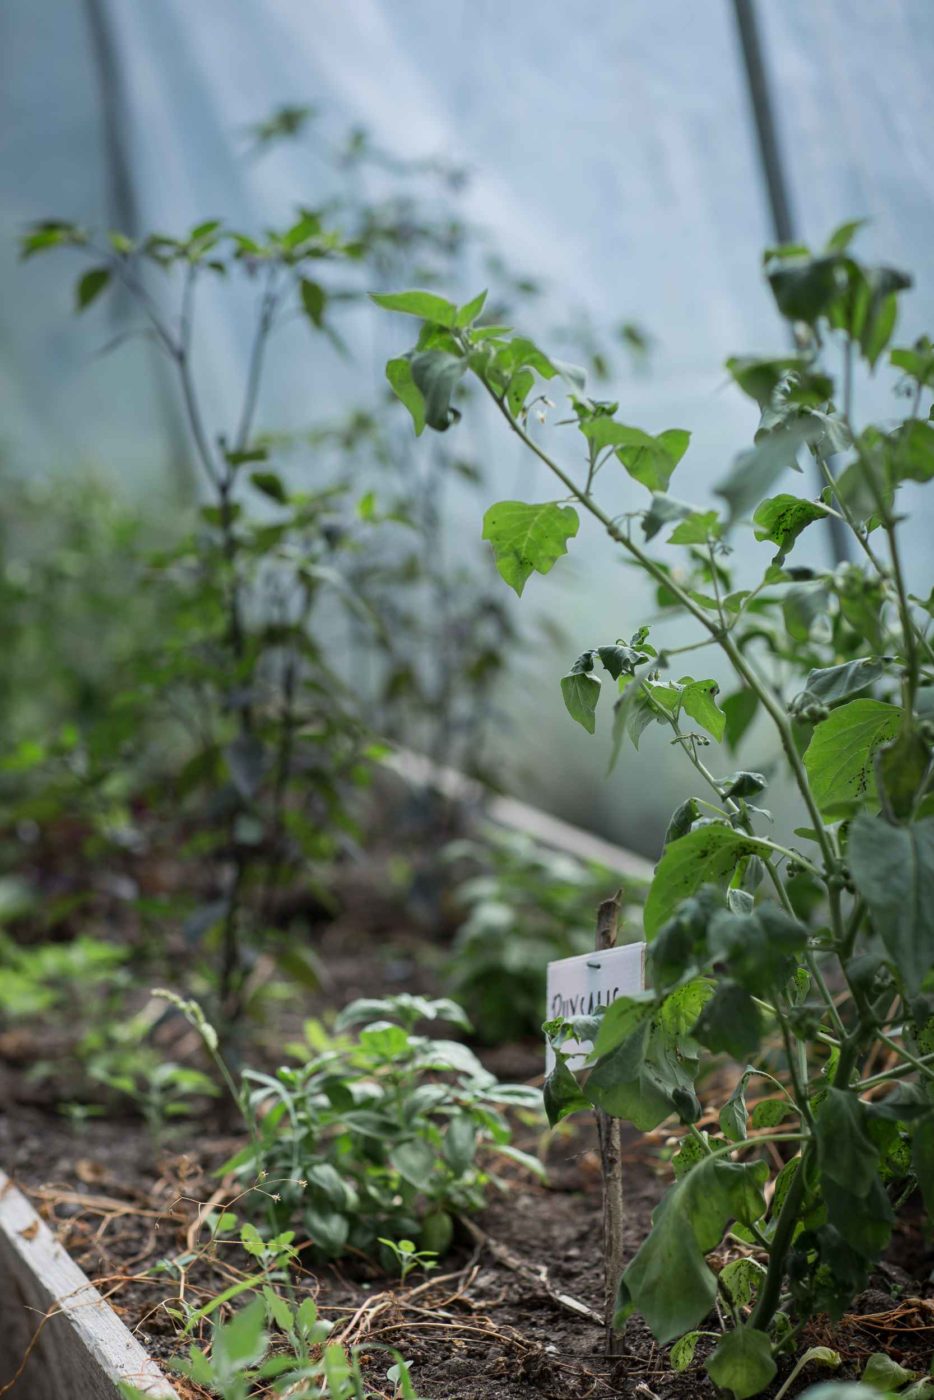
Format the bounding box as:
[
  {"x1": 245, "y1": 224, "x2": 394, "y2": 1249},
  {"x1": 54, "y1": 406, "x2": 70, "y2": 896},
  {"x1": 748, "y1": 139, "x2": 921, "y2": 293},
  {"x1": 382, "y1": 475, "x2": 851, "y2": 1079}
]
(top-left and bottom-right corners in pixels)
[
  {"x1": 235, "y1": 264, "x2": 280, "y2": 451},
  {"x1": 475, "y1": 373, "x2": 840, "y2": 887},
  {"x1": 859, "y1": 1049, "x2": 934, "y2": 1090},
  {"x1": 749, "y1": 1145, "x2": 810, "y2": 1332},
  {"x1": 877, "y1": 1032, "x2": 934, "y2": 1084}
]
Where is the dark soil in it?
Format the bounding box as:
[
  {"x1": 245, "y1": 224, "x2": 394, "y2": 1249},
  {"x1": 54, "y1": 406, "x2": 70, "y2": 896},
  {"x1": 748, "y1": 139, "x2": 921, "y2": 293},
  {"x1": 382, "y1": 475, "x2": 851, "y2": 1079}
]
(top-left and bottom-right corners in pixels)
[
  {"x1": 1, "y1": 1099, "x2": 932, "y2": 1400},
  {"x1": 1, "y1": 809, "x2": 932, "y2": 1398}
]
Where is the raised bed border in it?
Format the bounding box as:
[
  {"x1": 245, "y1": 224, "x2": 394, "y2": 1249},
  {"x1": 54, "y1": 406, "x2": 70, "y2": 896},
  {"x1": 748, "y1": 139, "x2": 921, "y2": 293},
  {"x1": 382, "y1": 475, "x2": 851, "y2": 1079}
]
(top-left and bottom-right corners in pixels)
[
  {"x1": 0, "y1": 1169, "x2": 180, "y2": 1397},
  {"x1": 383, "y1": 747, "x2": 656, "y2": 884}
]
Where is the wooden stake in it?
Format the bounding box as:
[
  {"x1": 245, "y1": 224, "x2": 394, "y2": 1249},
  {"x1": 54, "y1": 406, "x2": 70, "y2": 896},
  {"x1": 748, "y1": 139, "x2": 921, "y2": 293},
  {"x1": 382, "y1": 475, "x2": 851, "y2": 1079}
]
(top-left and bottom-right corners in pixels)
[{"x1": 594, "y1": 892, "x2": 627, "y2": 1356}]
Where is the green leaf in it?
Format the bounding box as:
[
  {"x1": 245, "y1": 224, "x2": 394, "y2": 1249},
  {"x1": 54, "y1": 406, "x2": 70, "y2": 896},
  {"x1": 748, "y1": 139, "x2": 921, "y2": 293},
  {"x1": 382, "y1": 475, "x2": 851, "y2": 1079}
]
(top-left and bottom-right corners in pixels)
[
  {"x1": 443, "y1": 1116, "x2": 477, "y2": 1174},
  {"x1": 847, "y1": 266, "x2": 913, "y2": 366},
  {"x1": 455, "y1": 289, "x2": 487, "y2": 326},
  {"x1": 716, "y1": 418, "x2": 824, "y2": 524},
  {"x1": 693, "y1": 981, "x2": 762, "y2": 1060},
  {"x1": 783, "y1": 581, "x2": 830, "y2": 643},
  {"x1": 668, "y1": 510, "x2": 721, "y2": 545},
  {"x1": 891, "y1": 339, "x2": 934, "y2": 389},
  {"x1": 861, "y1": 1352, "x2": 918, "y2": 1392},
  {"x1": 721, "y1": 771, "x2": 767, "y2": 799},
  {"x1": 593, "y1": 993, "x2": 655, "y2": 1057},
  {"x1": 581, "y1": 419, "x2": 690, "y2": 492},
  {"x1": 753, "y1": 494, "x2": 828, "y2": 564},
  {"x1": 543, "y1": 1055, "x2": 590, "y2": 1126},
  {"x1": 705, "y1": 1328, "x2": 777, "y2": 1400},
  {"x1": 299, "y1": 277, "x2": 326, "y2": 327},
  {"x1": 719, "y1": 1257, "x2": 767, "y2": 1308},
  {"x1": 708, "y1": 904, "x2": 806, "y2": 993},
  {"x1": 888, "y1": 419, "x2": 934, "y2": 487},
  {"x1": 768, "y1": 254, "x2": 844, "y2": 323},
  {"x1": 505, "y1": 367, "x2": 534, "y2": 418},
  {"x1": 803, "y1": 699, "x2": 901, "y2": 817},
  {"x1": 481, "y1": 500, "x2": 579, "y2": 596},
  {"x1": 849, "y1": 813, "x2": 934, "y2": 995},
  {"x1": 664, "y1": 797, "x2": 700, "y2": 848},
  {"x1": 644, "y1": 826, "x2": 771, "y2": 937},
  {"x1": 597, "y1": 643, "x2": 649, "y2": 679},
  {"x1": 912, "y1": 1114, "x2": 934, "y2": 1217},
  {"x1": 826, "y1": 219, "x2": 867, "y2": 253},
  {"x1": 250, "y1": 471, "x2": 288, "y2": 504},
  {"x1": 386, "y1": 357, "x2": 427, "y2": 436},
  {"x1": 681, "y1": 679, "x2": 726, "y2": 742},
  {"x1": 670, "y1": 1330, "x2": 712, "y2": 1372},
  {"x1": 76, "y1": 266, "x2": 111, "y2": 311},
  {"x1": 823, "y1": 1176, "x2": 896, "y2": 1265},
  {"x1": 585, "y1": 1014, "x2": 700, "y2": 1131},
  {"x1": 409, "y1": 350, "x2": 467, "y2": 431},
  {"x1": 262, "y1": 1284, "x2": 294, "y2": 1332},
  {"x1": 723, "y1": 689, "x2": 759, "y2": 752},
  {"x1": 390, "y1": 1138, "x2": 436, "y2": 1186},
  {"x1": 371, "y1": 289, "x2": 457, "y2": 326},
  {"x1": 794, "y1": 657, "x2": 891, "y2": 710},
  {"x1": 750, "y1": 1099, "x2": 792, "y2": 1129},
  {"x1": 726, "y1": 355, "x2": 807, "y2": 407},
  {"x1": 642, "y1": 493, "x2": 699, "y2": 542},
  {"x1": 875, "y1": 724, "x2": 931, "y2": 821},
  {"x1": 619, "y1": 1156, "x2": 768, "y2": 1343},
  {"x1": 816, "y1": 1088, "x2": 879, "y2": 1196},
  {"x1": 560, "y1": 672, "x2": 601, "y2": 732},
  {"x1": 213, "y1": 1298, "x2": 269, "y2": 1373},
  {"x1": 719, "y1": 1072, "x2": 750, "y2": 1142}
]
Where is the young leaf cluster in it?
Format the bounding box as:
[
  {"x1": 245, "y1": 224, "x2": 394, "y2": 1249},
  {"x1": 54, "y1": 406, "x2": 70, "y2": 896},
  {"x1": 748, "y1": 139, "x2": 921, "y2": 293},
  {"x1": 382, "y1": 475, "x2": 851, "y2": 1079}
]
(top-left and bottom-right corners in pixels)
[{"x1": 229, "y1": 994, "x2": 542, "y2": 1261}]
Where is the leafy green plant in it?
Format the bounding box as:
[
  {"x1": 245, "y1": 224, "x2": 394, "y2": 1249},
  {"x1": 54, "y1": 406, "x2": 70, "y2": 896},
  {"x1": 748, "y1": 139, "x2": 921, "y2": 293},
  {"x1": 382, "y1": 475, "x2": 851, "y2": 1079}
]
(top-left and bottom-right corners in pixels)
[
  {"x1": 0, "y1": 466, "x2": 177, "y2": 755},
  {"x1": 21, "y1": 211, "x2": 384, "y2": 1020},
  {"x1": 442, "y1": 825, "x2": 644, "y2": 1041},
  {"x1": 377, "y1": 1236, "x2": 439, "y2": 1283},
  {"x1": 13, "y1": 120, "x2": 545, "y2": 1021},
  {"x1": 229, "y1": 993, "x2": 542, "y2": 1260},
  {"x1": 0, "y1": 929, "x2": 126, "y2": 1019},
  {"x1": 377, "y1": 228, "x2": 934, "y2": 1396},
  {"x1": 124, "y1": 1295, "x2": 423, "y2": 1400},
  {"x1": 80, "y1": 1021, "x2": 219, "y2": 1136}
]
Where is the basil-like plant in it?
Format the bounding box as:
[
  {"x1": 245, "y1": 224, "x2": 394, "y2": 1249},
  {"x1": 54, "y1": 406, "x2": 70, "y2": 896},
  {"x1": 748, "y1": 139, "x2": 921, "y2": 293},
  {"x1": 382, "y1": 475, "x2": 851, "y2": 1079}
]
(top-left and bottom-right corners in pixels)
[
  {"x1": 376, "y1": 228, "x2": 934, "y2": 1398},
  {"x1": 230, "y1": 993, "x2": 542, "y2": 1264}
]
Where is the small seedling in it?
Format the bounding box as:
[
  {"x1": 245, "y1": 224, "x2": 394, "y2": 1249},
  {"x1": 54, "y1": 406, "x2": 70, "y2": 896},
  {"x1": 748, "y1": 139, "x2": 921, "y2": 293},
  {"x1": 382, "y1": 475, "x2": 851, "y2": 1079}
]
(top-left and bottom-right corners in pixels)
[{"x1": 378, "y1": 1237, "x2": 439, "y2": 1283}]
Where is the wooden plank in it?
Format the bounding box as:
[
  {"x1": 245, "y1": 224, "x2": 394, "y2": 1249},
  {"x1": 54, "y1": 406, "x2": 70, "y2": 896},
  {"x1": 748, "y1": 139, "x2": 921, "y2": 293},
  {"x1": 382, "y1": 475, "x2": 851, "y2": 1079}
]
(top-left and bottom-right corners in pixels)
[
  {"x1": 0, "y1": 1171, "x2": 178, "y2": 1399},
  {"x1": 383, "y1": 747, "x2": 656, "y2": 883}
]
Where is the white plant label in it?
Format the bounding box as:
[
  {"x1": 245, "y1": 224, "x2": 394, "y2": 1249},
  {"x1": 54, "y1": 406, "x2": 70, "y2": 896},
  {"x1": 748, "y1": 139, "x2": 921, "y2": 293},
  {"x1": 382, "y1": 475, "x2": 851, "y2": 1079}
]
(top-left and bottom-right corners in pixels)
[{"x1": 545, "y1": 941, "x2": 646, "y2": 1073}]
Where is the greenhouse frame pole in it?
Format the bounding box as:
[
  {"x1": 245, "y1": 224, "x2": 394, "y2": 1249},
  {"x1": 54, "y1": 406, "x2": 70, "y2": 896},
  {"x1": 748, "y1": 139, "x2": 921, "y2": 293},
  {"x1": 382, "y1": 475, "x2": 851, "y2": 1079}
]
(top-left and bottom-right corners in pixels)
[{"x1": 731, "y1": 0, "x2": 851, "y2": 566}]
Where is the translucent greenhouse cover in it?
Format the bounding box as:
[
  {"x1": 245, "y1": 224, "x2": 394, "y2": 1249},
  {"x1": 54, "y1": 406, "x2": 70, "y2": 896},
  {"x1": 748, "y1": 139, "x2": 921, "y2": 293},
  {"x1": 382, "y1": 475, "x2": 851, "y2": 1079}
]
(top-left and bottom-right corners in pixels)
[{"x1": 2, "y1": 0, "x2": 933, "y2": 845}]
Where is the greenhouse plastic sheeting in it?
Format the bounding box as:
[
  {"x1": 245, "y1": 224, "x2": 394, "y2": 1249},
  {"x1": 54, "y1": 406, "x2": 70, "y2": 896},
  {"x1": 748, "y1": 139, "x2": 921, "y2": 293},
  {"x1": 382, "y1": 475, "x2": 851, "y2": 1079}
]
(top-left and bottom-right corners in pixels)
[{"x1": 2, "y1": 0, "x2": 932, "y2": 841}]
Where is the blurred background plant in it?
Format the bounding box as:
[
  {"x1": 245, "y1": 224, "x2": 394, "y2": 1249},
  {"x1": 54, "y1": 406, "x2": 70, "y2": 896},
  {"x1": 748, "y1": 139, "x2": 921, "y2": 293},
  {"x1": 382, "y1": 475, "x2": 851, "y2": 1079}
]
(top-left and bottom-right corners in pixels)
[
  {"x1": 441, "y1": 826, "x2": 645, "y2": 1042},
  {"x1": 0, "y1": 100, "x2": 645, "y2": 1123}
]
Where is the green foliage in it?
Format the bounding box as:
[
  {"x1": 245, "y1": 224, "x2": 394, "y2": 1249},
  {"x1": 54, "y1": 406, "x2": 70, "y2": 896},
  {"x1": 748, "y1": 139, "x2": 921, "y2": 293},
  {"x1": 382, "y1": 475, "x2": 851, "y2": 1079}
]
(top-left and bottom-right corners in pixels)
[
  {"x1": 705, "y1": 1327, "x2": 777, "y2": 1399},
  {"x1": 616, "y1": 1154, "x2": 769, "y2": 1342},
  {"x1": 481, "y1": 500, "x2": 579, "y2": 596},
  {"x1": 160, "y1": 1293, "x2": 424, "y2": 1400},
  {"x1": 14, "y1": 116, "x2": 568, "y2": 1025},
  {"x1": 377, "y1": 1236, "x2": 439, "y2": 1283},
  {"x1": 442, "y1": 826, "x2": 644, "y2": 1042},
  {"x1": 804, "y1": 699, "x2": 901, "y2": 816},
  {"x1": 377, "y1": 224, "x2": 934, "y2": 1396},
  {"x1": 231, "y1": 994, "x2": 542, "y2": 1260}
]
